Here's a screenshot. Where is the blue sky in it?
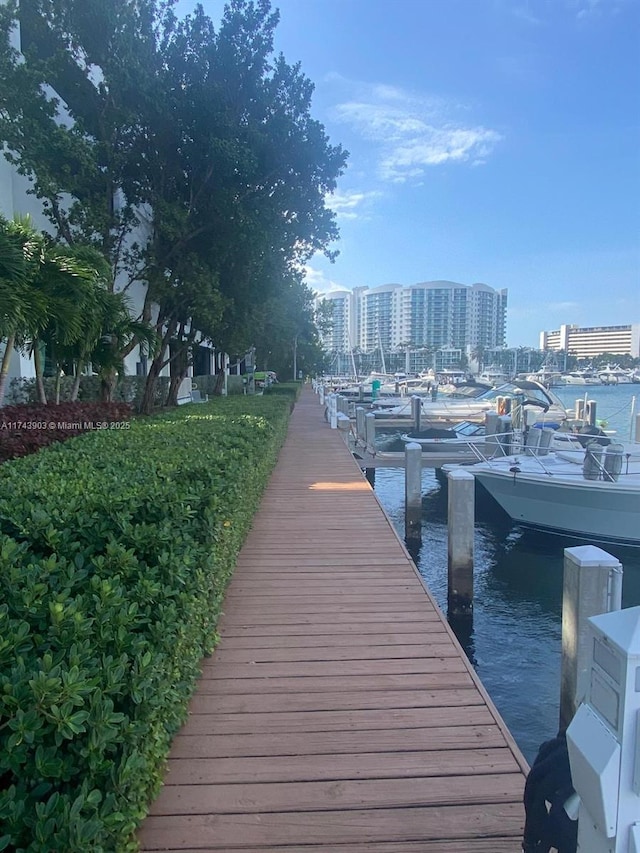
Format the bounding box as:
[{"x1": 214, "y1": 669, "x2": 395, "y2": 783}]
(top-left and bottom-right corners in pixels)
[{"x1": 176, "y1": 0, "x2": 640, "y2": 347}]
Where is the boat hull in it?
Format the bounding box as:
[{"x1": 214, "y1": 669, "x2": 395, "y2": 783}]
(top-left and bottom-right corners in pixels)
[{"x1": 472, "y1": 467, "x2": 640, "y2": 546}]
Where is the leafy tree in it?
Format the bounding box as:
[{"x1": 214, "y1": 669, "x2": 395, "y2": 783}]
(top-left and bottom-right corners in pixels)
[{"x1": 0, "y1": 0, "x2": 347, "y2": 411}]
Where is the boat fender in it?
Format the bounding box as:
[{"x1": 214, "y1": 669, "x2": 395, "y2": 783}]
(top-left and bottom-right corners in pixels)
[
  {"x1": 582, "y1": 440, "x2": 603, "y2": 481},
  {"x1": 603, "y1": 442, "x2": 625, "y2": 482}
]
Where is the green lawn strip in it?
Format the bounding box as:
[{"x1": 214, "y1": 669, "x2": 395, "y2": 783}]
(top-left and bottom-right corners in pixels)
[{"x1": 0, "y1": 396, "x2": 291, "y2": 852}]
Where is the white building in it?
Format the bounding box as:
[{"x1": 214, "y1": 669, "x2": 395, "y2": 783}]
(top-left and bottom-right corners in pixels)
[
  {"x1": 540, "y1": 324, "x2": 640, "y2": 360},
  {"x1": 317, "y1": 280, "x2": 507, "y2": 366}
]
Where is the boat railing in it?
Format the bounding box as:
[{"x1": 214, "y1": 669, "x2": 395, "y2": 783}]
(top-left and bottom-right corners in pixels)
[{"x1": 470, "y1": 435, "x2": 640, "y2": 481}]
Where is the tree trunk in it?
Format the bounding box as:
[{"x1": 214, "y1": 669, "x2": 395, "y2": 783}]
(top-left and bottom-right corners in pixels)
[
  {"x1": 140, "y1": 356, "x2": 163, "y2": 415},
  {"x1": 212, "y1": 372, "x2": 225, "y2": 396},
  {"x1": 100, "y1": 368, "x2": 117, "y2": 402},
  {"x1": 70, "y1": 364, "x2": 82, "y2": 402},
  {"x1": 0, "y1": 332, "x2": 16, "y2": 406},
  {"x1": 165, "y1": 370, "x2": 187, "y2": 407},
  {"x1": 33, "y1": 343, "x2": 47, "y2": 405},
  {"x1": 54, "y1": 368, "x2": 62, "y2": 404}
]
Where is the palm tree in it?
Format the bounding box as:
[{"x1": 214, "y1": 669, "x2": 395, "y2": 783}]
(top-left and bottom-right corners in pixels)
[
  {"x1": 0, "y1": 223, "x2": 30, "y2": 403},
  {"x1": 0, "y1": 216, "x2": 123, "y2": 405},
  {"x1": 471, "y1": 345, "x2": 486, "y2": 374}
]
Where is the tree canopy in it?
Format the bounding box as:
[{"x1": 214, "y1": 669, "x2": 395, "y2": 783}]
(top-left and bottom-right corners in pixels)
[{"x1": 0, "y1": 0, "x2": 347, "y2": 408}]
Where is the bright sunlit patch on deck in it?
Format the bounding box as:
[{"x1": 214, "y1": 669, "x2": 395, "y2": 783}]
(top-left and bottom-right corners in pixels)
[{"x1": 309, "y1": 480, "x2": 371, "y2": 491}]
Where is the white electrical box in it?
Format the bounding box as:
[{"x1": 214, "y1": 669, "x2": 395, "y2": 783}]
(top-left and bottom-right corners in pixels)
[{"x1": 567, "y1": 605, "x2": 640, "y2": 853}]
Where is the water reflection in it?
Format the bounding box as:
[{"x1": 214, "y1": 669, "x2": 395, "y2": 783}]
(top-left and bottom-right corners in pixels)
[{"x1": 373, "y1": 466, "x2": 640, "y2": 764}]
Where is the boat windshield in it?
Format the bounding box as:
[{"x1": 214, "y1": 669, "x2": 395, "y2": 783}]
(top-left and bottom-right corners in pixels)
[
  {"x1": 453, "y1": 421, "x2": 485, "y2": 436},
  {"x1": 477, "y1": 381, "x2": 563, "y2": 408}
]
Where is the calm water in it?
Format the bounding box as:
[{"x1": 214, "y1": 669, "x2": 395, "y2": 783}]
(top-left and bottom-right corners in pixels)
[{"x1": 372, "y1": 384, "x2": 640, "y2": 764}]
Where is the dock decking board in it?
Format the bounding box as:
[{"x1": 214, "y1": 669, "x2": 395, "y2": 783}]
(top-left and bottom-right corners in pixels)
[{"x1": 138, "y1": 387, "x2": 528, "y2": 852}]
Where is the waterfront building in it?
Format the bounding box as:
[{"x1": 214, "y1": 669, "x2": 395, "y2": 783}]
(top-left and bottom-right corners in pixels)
[
  {"x1": 317, "y1": 280, "x2": 507, "y2": 370},
  {"x1": 540, "y1": 324, "x2": 640, "y2": 360}
]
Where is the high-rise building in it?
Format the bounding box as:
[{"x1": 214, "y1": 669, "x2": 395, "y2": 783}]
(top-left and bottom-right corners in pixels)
[{"x1": 317, "y1": 280, "x2": 507, "y2": 361}]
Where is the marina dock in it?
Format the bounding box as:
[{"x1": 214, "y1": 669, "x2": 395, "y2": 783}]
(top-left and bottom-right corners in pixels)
[{"x1": 138, "y1": 386, "x2": 529, "y2": 851}]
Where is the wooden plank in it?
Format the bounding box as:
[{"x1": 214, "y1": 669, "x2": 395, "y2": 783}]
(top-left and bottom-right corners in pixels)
[
  {"x1": 214, "y1": 622, "x2": 444, "y2": 644},
  {"x1": 187, "y1": 687, "x2": 487, "y2": 714},
  {"x1": 150, "y1": 772, "x2": 524, "y2": 815},
  {"x1": 168, "y1": 724, "x2": 506, "y2": 759},
  {"x1": 193, "y1": 672, "x2": 474, "y2": 696},
  {"x1": 210, "y1": 642, "x2": 459, "y2": 662},
  {"x1": 202, "y1": 656, "x2": 466, "y2": 679},
  {"x1": 161, "y1": 747, "x2": 521, "y2": 785},
  {"x1": 178, "y1": 705, "x2": 496, "y2": 736},
  {"x1": 139, "y1": 803, "x2": 524, "y2": 850},
  {"x1": 217, "y1": 619, "x2": 443, "y2": 637}
]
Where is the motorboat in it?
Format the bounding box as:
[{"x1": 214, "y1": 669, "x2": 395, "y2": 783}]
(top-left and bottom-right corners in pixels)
[
  {"x1": 558, "y1": 370, "x2": 602, "y2": 386},
  {"x1": 598, "y1": 366, "x2": 634, "y2": 385},
  {"x1": 477, "y1": 366, "x2": 510, "y2": 385},
  {"x1": 400, "y1": 420, "x2": 487, "y2": 451},
  {"x1": 464, "y1": 438, "x2": 640, "y2": 546},
  {"x1": 374, "y1": 380, "x2": 569, "y2": 426},
  {"x1": 400, "y1": 421, "x2": 600, "y2": 456}
]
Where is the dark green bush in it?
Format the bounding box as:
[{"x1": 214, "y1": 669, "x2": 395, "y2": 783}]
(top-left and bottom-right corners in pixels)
[
  {"x1": 0, "y1": 397, "x2": 290, "y2": 852},
  {"x1": 263, "y1": 381, "x2": 301, "y2": 401}
]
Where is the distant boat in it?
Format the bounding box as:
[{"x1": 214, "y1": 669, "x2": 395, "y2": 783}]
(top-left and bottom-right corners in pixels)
[
  {"x1": 559, "y1": 370, "x2": 602, "y2": 386},
  {"x1": 477, "y1": 366, "x2": 510, "y2": 385},
  {"x1": 374, "y1": 379, "x2": 569, "y2": 426},
  {"x1": 598, "y1": 365, "x2": 634, "y2": 385}
]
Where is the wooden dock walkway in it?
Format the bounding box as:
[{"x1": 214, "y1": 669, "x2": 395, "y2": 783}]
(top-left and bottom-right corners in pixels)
[{"x1": 138, "y1": 387, "x2": 529, "y2": 852}]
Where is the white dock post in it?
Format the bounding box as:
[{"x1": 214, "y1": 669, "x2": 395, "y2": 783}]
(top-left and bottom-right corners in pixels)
[
  {"x1": 329, "y1": 394, "x2": 338, "y2": 429},
  {"x1": 404, "y1": 442, "x2": 422, "y2": 541},
  {"x1": 560, "y1": 545, "x2": 623, "y2": 730},
  {"x1": 447, "y1": 469, "x2": 475, "y2": 619},
  {"x1": 411, "y1": 395, "x2": 421, "y2": 433},
  {"x1": 319, "y1": 384, "x2": 325, "y2": 406},
  {"x1": 355, "y1": 406, "x2": 366, "y2": 443},
  {"x1": 365, "y1": 412, "x2": 376, "y2": 453}
]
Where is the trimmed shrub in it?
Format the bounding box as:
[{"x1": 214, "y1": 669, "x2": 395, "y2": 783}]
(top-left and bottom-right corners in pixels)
[
  {"x1": 0, "y1": 396, "x2": 291, "y2": 852},
  {"x1": 0, "y1": 402, "x2": 134, "y2": 463}
]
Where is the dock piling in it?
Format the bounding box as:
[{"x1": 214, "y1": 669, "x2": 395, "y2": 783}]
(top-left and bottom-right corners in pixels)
[
  {"x1": 355, "y1": 406, "x2": 366, "y2": 443},
  {"x1": 365, "y1": 412, "x2": 376, "y2": 453},
  {"x1": 560, "y1": 545, "x2": 623, "y2": 730},
  {"x1": 411, "y1": 395, "x2": 421, "y2": 433},
  {"x1": 446, "y1": 468, "x2": 475, "y2": 619},
  {"x1": 404, "y1": 441, "x2": 422, "y2": 541}
]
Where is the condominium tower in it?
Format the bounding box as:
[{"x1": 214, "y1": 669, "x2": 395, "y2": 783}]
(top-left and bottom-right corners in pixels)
[{"x1": 318, "y1": 280, "x2": 507, "y2": 359}]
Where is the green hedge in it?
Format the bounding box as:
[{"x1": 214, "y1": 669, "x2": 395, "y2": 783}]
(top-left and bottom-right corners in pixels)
[
  {"x1": 0, "y1": 396, "x2": 291, "y2": 852},
  {"x1": 263, "y1": 381, "x2": 302, "y2": 400}
]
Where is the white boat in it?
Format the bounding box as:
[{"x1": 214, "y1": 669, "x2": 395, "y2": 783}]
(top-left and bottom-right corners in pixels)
[
  {"x1": 559, "y1": 370, "x2": 602, "y2": 386},
  {"x1": 465, "y1": 439, "x2": 640, "y2": 546},
  {"x1": 598, "y1": 365, "x2": 634, "y2": 385},
  {"x1": 374, "y1": 380, "x2": 569, "y2": 426},
  {"x1": 477, "y1": 366, "x2": 510, "y2": 385},
  {"x1": 400, "y1": 420, "x2": 487, "y2": 451}
]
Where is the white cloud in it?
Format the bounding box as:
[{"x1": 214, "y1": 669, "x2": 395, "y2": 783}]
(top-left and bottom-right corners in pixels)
[
  {"x1": 331, "y1": 81, "x2": 502, "y2": 184},
  {"x1": 325, "y1": 189, "x2": 382, "y2": 220},
  {"x1": 303, "y1": 265, "x2": 344, "y2": 295}
]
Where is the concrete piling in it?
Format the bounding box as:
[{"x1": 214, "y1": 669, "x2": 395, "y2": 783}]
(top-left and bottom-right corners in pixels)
[
  {"x1": 365, "y1": 412, "x2": 376, "y2": 453},
  {"x1": 447, "y1": 469, "x2": 475, "y2": 619},
  {"x1": 404, "y1": 442, "x2": 422, "y2": 541},
  {"x1": 560, "y1": 545, "x2": 623, "y2": 729}
]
